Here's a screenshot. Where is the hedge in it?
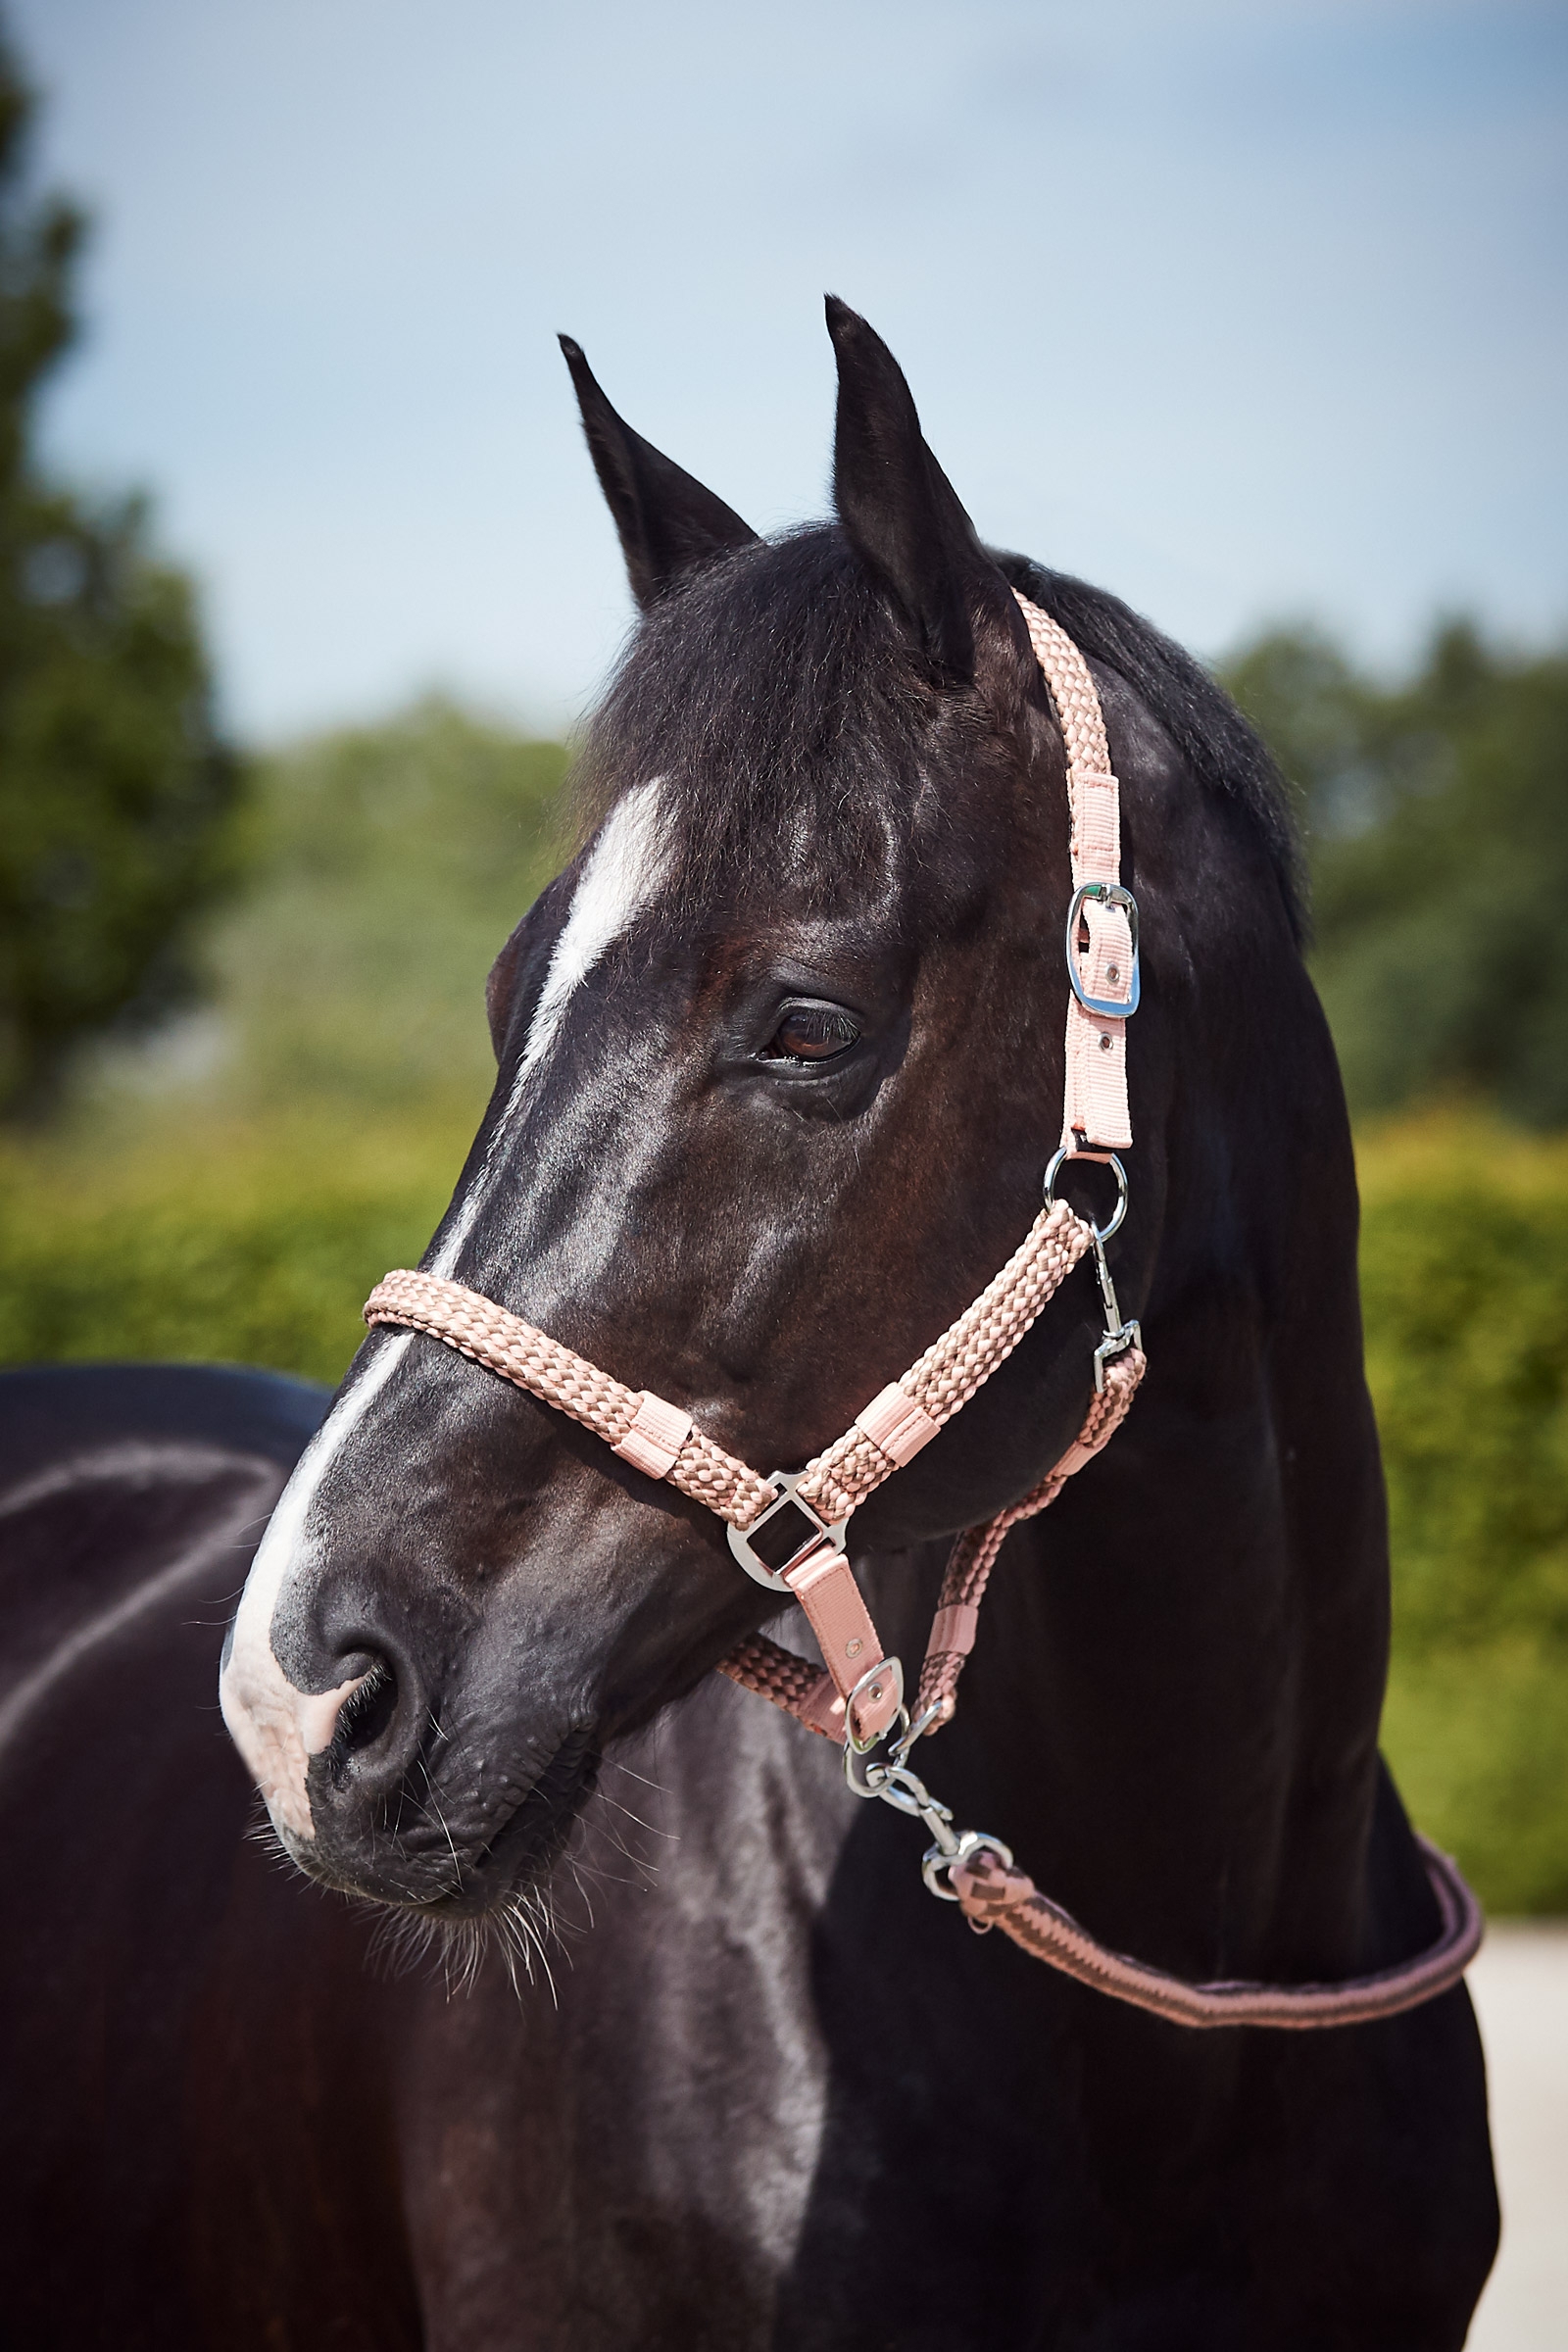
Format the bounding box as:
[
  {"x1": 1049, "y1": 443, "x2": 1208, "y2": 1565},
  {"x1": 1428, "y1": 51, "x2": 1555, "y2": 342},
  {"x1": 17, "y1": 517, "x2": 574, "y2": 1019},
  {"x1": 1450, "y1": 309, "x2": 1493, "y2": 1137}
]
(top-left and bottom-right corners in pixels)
[{"x1": 3, "y1": 1106, "x2": 1564, "y2": 1912}]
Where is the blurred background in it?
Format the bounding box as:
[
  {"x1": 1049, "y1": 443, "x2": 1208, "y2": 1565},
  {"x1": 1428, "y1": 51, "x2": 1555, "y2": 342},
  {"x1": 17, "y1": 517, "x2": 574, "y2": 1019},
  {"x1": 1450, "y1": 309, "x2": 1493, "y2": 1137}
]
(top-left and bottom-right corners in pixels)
[{"x1": 0, "y1": 0, "x2": 1563, "y2": 1936}]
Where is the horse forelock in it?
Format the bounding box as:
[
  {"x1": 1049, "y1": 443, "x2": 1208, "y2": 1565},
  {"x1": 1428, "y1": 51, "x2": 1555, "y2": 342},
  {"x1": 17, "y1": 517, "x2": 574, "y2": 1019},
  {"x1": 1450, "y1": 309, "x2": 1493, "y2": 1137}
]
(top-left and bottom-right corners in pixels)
[
  {"x1": 569, "y1": 525, "x2": 1302, "y2": 939},
  {"x1": 572, "y1": 528, "x2": 961, "y2": 909}
]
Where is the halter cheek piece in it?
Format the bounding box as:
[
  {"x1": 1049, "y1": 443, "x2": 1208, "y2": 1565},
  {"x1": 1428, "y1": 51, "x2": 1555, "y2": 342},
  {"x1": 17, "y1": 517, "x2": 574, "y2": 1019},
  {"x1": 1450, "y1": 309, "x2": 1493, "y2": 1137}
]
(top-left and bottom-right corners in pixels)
[{"x1": 365, "y1": 594, "x2": 1481, "y2": 2031}]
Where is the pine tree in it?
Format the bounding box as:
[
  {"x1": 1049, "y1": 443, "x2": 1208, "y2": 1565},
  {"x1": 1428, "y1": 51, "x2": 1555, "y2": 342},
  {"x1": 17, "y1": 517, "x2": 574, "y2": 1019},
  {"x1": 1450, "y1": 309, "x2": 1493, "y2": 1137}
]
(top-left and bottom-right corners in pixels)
[{"x1": 0, "y1": 16, "x2": 241, "y2": 1115}]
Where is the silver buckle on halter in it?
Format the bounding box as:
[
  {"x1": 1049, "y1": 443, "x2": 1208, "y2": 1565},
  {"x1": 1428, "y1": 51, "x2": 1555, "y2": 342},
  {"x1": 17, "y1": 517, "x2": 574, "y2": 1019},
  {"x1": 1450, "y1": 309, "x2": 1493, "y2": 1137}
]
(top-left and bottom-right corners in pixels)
[
  {"x1": 1065, "y1": 881, "x2": 1140, "y2": 1018},
  {"x1": 726, "y1": 1472, "x2": 847, "y2": 1592}
]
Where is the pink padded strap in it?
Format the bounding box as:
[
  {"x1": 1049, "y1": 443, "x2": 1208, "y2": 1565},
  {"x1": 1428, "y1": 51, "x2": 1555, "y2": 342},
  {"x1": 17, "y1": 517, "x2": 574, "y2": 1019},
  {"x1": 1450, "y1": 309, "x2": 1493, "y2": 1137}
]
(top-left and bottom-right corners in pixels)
[
  {"x1": 912, "y1": 1341, "x2": 1146, "y2": 1732},
  {"x1": 613, "y1": 1393, "x2": 694, "y2": 1481},
  {"x1": 1012, "y1": 595, "x2": 1135, "y2": 1152},
  {"x1": 786, "y1": 1546, "x2": 902, "y2": 1743},
  {"x1": 855, "y1": 1384, "x2": 942, "y2": 1469}
]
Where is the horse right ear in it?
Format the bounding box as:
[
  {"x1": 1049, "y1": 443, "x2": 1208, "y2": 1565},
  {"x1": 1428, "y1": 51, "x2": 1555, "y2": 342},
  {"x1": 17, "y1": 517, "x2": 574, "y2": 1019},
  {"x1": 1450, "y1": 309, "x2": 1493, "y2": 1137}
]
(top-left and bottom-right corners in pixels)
[
  {"x1": 559, "y1": 336, "x2": 760, "y2": 610},
  {"x1": 826, "y1": 296, "x2": 1024, "y2": 690}
]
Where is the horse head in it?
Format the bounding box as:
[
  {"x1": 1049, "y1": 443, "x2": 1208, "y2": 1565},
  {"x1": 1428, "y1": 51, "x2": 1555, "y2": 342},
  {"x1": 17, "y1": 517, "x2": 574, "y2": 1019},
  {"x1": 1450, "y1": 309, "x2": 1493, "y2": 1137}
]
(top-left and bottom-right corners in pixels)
[{"x1": 220, "y1": 301, "x2": 1292, "y2": 1927}]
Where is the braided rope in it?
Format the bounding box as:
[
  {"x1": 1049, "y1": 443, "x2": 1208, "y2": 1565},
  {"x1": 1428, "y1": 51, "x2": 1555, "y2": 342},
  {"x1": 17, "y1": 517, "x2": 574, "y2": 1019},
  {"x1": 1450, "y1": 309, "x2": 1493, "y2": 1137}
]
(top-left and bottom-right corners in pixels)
[
  {"x1": 716, "y1": 1635, "x2": 838, "y2": 1737},
  {"x1": 953, "y1": 1838, "x2": 1483, "y2": 2031},
  {"x1": 1013, "y1": 596, "x2": 1112, "y2": 825},
  {"x1": 364, "y1": 1270, "x2": 776, "y2": 1528},
  {"x1": 368, "y1": 1201, "x2": 1092, "y2": 1541},
  {"x1": 913, "y1": 1345, "x2": 1145, "y2": 1730},
  {"x1": 795, "y1": 1201, "x2": 1091, "y2": 1522}
]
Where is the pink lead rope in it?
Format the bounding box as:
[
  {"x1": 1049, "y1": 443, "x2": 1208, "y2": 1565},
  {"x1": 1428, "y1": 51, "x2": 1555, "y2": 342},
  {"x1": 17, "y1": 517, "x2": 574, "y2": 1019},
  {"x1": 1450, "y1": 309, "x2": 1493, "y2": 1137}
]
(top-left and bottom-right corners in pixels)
[{"x1": 363, "y1": 593, "x2": 1481, "y2": 2029}]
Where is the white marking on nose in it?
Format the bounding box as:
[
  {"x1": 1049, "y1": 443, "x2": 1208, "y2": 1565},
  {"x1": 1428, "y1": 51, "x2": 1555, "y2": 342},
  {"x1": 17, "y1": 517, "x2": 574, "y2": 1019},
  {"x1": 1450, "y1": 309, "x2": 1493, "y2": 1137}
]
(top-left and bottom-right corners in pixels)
[{"x1": 220, "y1": 1332, "x2": 412, "y2": 1839}]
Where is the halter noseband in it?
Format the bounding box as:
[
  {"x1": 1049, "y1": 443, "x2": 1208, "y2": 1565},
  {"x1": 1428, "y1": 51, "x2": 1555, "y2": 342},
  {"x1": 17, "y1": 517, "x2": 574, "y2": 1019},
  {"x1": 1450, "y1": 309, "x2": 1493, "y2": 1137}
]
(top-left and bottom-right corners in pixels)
[{"x1": 362, "y1": 593, "x2": 1480, "y2": 2030}]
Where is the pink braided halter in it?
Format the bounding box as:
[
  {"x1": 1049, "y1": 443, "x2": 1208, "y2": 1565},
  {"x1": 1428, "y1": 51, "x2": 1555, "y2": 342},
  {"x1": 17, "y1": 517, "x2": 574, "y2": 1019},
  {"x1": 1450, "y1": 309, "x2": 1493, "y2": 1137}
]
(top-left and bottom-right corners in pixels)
[{"x1": 363, "y1": 592, "x2": 1481, "y2": 2029}]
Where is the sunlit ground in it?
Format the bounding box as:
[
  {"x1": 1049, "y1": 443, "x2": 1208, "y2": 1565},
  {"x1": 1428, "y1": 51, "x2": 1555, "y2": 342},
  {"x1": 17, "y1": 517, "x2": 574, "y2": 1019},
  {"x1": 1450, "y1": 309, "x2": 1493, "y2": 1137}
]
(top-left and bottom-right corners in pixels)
[{"x1": 1467, "y1": 1927, "x2": 1568, "y2": 2351}]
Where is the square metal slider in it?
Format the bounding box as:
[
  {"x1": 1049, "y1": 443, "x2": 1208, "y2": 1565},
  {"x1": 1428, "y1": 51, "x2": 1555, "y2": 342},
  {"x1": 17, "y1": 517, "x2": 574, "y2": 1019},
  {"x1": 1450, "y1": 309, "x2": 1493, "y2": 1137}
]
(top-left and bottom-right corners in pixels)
[{"x1": 726, "y1": 1472, "x2": 847, "y2": 1591}]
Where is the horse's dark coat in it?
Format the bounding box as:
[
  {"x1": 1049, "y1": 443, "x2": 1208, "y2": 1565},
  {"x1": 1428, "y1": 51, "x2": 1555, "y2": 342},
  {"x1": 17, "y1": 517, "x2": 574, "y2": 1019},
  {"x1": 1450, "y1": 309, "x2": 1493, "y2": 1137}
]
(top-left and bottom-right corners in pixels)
[{"x1": 0, "y1": 306, "x2": 1496, "y2": 2347}]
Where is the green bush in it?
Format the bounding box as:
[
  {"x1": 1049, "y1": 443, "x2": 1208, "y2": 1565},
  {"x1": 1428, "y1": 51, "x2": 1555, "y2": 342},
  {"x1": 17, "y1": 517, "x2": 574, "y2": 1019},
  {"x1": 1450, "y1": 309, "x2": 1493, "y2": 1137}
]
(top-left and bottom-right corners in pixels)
[
  {"x1": 199, "y1": 700, "x2": 568, "y2": 1111},
  {"x1": 3, "y1": 700, "x2": 1563, "y2": 1914},
  {"x1": 1221, "y1": 620, "x2": 1568, "y2": 1128},
  {"x1": 1356, "y1": 1120, "x2": 1568, "y2": 1910},
  {"x1": 3, "y1": 1093, "x2": 1564, "y2": 1909},
  {"x1": 0, "y1": 1111, "x2": 464, "y2": 1386}
]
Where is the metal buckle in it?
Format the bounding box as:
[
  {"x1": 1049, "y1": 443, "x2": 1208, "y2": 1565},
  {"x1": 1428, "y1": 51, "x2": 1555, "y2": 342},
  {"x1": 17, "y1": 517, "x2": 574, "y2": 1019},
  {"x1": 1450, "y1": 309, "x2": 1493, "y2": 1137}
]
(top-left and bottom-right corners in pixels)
[
  {"x1": 725, "y1": 1471, "x2": 847, "y2": 1592},
  {"x1": 1065, "y1": 881, "x2": 1140, "y2": 1018},
  {"x1": 842, "y1": 1655, "x2": 906, "y2": 1755}
]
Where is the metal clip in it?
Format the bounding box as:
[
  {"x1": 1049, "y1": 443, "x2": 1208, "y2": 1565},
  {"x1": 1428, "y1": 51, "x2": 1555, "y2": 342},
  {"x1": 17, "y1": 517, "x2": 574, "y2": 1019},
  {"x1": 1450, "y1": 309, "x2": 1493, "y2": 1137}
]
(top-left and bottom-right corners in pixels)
[
  {"x1": 841, "y1": 1740, "x2": 1014, "y2": 1906},
  {"x1": 1044, "y1": 1148, "x2": 1139, "y2": 1392},
  {"x1": 1088, "y1": 1227, "x2": 1142, "y2": 1396}
]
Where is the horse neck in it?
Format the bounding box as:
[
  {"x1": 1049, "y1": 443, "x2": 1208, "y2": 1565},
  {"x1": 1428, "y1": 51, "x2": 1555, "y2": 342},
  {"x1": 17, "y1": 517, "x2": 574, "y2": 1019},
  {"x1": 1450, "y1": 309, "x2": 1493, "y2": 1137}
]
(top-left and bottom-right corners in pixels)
[{"x1": 892, "y1": 957, "x2": 1389, "y2": 1985}]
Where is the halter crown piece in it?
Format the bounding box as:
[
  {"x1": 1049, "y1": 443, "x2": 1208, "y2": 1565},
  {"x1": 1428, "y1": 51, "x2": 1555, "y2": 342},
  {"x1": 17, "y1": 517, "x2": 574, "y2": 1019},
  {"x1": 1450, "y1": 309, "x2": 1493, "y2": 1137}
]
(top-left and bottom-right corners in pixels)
[{"x1": 363, "y1": 593, "x2": 1481, "y2": 2031}]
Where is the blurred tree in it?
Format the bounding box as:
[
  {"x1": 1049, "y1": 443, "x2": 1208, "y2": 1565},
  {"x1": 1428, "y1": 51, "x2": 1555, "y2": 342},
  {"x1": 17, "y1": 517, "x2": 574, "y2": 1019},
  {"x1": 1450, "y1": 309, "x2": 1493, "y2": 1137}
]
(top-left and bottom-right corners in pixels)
[
  {"x1": 0, "y1": 15, "x2": 239, "y2": 1116},
  {"x1": 1222, "y1": 620, "x2": 1568, "y2": 1126}
]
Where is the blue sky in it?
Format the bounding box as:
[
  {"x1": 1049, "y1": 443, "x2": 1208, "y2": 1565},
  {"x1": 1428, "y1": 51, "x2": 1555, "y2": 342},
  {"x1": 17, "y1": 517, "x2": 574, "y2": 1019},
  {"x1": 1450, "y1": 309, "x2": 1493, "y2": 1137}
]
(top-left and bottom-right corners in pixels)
[{"x1": 12, "y1": 0, "x2": 1566, "y2": 741}]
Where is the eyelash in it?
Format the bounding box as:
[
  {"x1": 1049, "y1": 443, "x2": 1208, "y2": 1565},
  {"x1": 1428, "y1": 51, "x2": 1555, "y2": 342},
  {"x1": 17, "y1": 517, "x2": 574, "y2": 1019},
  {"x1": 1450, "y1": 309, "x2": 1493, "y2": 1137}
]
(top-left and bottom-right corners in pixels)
[{"x1": 764, "y1": 1004, "x2": 861, "y2": 1063}]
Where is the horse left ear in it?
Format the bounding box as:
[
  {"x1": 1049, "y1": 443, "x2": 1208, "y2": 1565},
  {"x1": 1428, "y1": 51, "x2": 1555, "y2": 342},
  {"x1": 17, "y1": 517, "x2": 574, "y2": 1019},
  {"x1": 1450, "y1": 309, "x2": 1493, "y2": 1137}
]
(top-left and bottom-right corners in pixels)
[
  {"x1": 826, "y1": 296, "x2": 1023, "y2": 690},
  {"x1": 560, "y1": 336, "x2": 760, "y2": 610}
]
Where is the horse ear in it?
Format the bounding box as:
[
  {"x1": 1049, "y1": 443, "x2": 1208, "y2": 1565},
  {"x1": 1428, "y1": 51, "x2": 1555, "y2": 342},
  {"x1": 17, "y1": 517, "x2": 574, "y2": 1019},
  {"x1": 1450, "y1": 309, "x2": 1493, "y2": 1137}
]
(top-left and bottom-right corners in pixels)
[
  {"x1": 559, "y1": 336, "x2": 760, "y2": 610},
  {"x1": 826, "y1": 296, "x2": 1016, "y2": 687}
]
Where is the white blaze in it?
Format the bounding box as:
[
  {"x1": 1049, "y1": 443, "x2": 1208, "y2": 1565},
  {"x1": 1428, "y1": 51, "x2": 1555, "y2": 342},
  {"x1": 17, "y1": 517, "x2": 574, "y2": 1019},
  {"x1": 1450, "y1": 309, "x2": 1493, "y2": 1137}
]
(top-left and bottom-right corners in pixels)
[
  {"x1": 518, "y1": 776, "x2": 669, "y2": 1084},
  {"x1": 220, "y1": 780, "x2": 671, "y2": 1838}
]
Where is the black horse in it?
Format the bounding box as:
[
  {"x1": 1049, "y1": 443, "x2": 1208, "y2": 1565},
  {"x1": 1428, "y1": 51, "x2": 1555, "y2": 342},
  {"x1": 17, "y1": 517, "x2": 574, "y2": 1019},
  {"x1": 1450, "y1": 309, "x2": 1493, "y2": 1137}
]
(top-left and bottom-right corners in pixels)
[{"x1": 1, "y1": 303, "x2": 1495, "y2": 2347}]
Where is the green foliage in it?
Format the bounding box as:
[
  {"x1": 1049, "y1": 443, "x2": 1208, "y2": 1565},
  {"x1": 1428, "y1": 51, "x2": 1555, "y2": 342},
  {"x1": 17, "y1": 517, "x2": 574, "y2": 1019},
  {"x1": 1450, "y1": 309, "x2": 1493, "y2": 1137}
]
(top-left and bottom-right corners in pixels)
[
  {"x1": 0, "y1": 699, "x2": 569, "y2": 1373},
  {"x1": 1, "y1": 693, "x2": 1563, "y2": 1911},
  {"x1": 1356, "y1": 1120, "x2": 1568, "y2": 1909},
  {"x1": 0, "y1": 22, "x2": 238, "y2": 1115},
  {"x1": 212, "y1": 701, "x2": 567, "y2": 1109},
  {"x1": 1221, "y1": 620, "x2": 1568, "y2": 1126},
  {"x1": 0, "y1": 1111, "x2": 461, "y2": 1387}
]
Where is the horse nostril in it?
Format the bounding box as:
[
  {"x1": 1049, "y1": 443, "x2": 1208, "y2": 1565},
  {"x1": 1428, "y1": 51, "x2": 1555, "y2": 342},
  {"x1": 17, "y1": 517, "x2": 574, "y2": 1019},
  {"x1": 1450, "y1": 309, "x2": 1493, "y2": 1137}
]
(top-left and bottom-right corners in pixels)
[{"x1": 331, "y1": 1657, "x2": 400, "y2": 1765}]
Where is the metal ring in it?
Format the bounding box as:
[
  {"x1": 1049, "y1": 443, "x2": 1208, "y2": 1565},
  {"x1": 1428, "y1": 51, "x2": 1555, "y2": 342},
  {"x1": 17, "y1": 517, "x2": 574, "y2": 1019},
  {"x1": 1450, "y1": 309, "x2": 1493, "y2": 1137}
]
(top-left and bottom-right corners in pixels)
[{"x1": 1043, "y1": 1146, "x2": 1128, "y2": 1243}]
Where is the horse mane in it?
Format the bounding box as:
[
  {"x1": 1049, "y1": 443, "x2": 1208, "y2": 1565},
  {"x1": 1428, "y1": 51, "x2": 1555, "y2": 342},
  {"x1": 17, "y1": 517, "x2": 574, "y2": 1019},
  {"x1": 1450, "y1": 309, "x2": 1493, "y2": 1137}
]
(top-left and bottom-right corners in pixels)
[{"x1": 574, "y1": 527, "x2": 1304, "y2": 942}]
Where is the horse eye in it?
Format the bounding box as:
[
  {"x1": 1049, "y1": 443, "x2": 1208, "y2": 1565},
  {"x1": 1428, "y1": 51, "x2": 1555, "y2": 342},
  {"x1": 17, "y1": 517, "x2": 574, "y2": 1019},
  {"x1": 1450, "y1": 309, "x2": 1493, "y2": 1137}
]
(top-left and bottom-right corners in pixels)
[{"x1": 765, "y1": 1004, "x2": 861, "y2": 1063}]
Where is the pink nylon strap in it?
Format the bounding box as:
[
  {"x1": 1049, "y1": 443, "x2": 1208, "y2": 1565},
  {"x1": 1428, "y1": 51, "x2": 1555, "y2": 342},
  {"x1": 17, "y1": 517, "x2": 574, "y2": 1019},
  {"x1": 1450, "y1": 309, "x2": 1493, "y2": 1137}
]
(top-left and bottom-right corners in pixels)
[
  {"x1": 855, "y1": 1384, "x2": 942, "y2": 1469},
  {"x1": 1012, "y1": 596, "x2": 1135, "y2": 1152},
  {"x1": 785, "y1": 1546, "x2": 902, "y2": 1743},
  {"x1": 613, "y1": 1393, "x2": 694, "y2": 1481}
]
